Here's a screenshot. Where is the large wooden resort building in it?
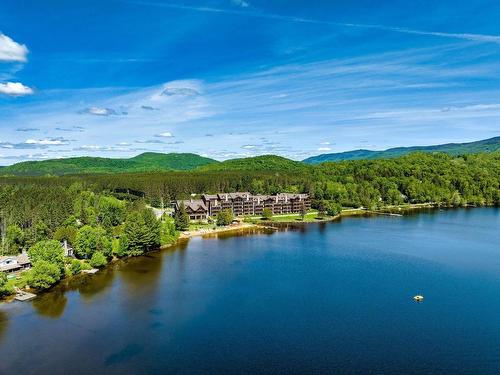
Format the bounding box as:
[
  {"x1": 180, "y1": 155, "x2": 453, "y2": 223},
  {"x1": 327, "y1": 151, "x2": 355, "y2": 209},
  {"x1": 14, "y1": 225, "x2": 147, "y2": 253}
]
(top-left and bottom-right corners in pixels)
[{"x1": 174, "y1": 192, "x2": 311, "y2": 221}]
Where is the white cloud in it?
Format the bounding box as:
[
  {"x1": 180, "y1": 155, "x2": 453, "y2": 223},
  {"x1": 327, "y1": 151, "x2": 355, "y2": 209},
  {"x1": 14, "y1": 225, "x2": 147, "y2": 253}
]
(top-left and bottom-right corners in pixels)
[
  {"x1": 0, "y1": 82, "x2": 33, "y2": 96},
  {"x1": 25, "y1": 138, "x2": 68, "y2": 145},
  {"x1": 317, "y1": 147, "x2": 331, "y2": 151},
  {"x1": 0, "y1": 33, "x2": 28, "y2": 62},
  {"x1": 320, "y1": 141, "x2": 331, "y2": 145},
  {"x1": 231, "y1": 0, "x2": 249, "y2": 8},
  {"x1": 81, "y1": 107, "x2": 117, "y2": 116},
  {"x1": 156, "y1": 132, "x2": 173, "y2": 138}
]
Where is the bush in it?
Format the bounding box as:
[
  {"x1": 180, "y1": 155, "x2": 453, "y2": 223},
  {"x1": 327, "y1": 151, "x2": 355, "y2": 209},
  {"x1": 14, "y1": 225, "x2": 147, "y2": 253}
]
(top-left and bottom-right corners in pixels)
[
  {"x1": 28, "y1": 260, "x2": 62, "y2": 290},
  {"x1": 89, "y1": 252, "x2": 107, "y2": 268},
  {"x1": 0, "y1": 272, "x2": 13, "y2": 296},
  {"x1": 161, "y1": 219, "x2": 179, "y2": 246},
  {"x1": 325, "y1": 201, "x2": 342, "y2": 216},
  {"x1": 216, "y1": 209, "x2": 234, "y2": 226},
  {"x1": 262, "y1": 208, "x2": 273, "y2": 220},
  {"x1": 67, "y1": 259, "x2": 82, "y2": 276}
]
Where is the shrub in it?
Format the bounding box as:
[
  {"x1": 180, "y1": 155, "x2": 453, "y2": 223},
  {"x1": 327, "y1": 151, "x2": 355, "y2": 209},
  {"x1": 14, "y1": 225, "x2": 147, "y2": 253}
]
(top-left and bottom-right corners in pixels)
[
  {"x1": 262, "y1": 208, "x2": 273, "y2": 220},
  {"x1": 216, "y1": 209, "x2": 234, "y2": 226},
  {"x1": 89, "y1": 252, "x2": 107, "y2": 268},
  {"x1": 0, "y1": 272, "x2": 13, "y2": 296},
  {"x1": 67, "y1": 259, "x2": 82, "y2": 276}
]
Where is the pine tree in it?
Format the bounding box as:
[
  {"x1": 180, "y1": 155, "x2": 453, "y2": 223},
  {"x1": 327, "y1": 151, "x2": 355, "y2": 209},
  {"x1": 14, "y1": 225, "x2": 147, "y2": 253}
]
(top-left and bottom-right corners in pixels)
[{"x1": 174, "y1": 202, "x2": 190, "y2": 231}]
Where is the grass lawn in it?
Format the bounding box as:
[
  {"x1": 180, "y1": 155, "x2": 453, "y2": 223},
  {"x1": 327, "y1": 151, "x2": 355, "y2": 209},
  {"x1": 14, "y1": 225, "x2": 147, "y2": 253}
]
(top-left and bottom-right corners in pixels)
[
  {"x1": 189, "y1": 222, "x2": 216, "y2": 231},
  {"x1": 4, "y1": 271, "x2": 30, "y2": 292}
]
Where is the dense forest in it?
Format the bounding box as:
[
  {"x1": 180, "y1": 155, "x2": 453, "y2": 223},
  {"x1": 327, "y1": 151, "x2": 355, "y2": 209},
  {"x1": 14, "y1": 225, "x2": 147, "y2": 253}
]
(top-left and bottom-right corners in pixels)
[{"x1": 1, "y1": 151, "x2": 499, "y2": 295}]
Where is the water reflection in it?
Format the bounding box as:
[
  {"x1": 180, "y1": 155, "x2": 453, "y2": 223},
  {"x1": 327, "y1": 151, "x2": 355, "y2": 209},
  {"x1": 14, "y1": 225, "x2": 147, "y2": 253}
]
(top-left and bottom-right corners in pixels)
[
  {"x1": 32, "y1": 290, "x2": 68, "y2": 318},
  {"x1": 74, "y1": 267, "x2": 116, "y2": 300},
  {"x1": 0, "y1": 310, "x2": 8, "y2": 343}
]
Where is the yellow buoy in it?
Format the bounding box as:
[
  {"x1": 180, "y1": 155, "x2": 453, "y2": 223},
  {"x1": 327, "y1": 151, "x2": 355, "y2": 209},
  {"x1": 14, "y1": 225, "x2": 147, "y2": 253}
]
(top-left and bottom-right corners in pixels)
[{"x1": 413, "y1": 295, "x2": 424, "y2": 302}]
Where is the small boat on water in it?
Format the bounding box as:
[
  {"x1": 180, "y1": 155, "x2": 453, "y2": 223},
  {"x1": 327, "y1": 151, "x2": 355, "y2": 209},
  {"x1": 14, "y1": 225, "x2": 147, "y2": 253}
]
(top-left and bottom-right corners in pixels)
[{"x1": 413, "y1": 295, "x2": 424, "y2": 302}]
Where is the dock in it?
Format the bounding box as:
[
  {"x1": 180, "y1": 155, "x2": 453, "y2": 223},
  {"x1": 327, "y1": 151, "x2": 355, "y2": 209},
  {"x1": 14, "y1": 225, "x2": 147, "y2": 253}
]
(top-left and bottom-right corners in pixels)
[
  {"x1": 14, "y1": 290, "x2": 36, "y2": 301},
  {"x1": 366, "y1": 211, "x2": 403, "y2": 217},
  {"x1": 82, "y1": 268, "x2": 99, "y2": 274}
]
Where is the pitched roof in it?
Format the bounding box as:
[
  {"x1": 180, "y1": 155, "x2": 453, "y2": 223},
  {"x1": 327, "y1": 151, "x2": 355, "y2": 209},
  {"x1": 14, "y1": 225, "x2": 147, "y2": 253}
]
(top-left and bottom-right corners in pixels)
[{"x1": 177, "y1": 200, "x2": 208, "y2": 212}]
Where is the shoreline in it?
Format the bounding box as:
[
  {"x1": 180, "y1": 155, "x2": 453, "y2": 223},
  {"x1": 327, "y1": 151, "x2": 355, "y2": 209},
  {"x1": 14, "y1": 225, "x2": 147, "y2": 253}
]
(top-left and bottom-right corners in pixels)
[{"x1": 1, "y1": 203, "x2": 492, "y2": 303}]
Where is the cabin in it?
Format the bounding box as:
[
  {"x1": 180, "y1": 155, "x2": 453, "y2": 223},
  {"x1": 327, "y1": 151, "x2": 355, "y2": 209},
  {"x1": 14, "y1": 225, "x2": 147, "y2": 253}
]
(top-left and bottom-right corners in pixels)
[
  {"x1": 0, "y1": 252, "x2": 31, "y2": 274},
  {"x1": 175, "y1": 200, "x2": 209, "y2": 221},
  {"x1": 62, "y1": 240, "x2": 74, "y2": 257}
]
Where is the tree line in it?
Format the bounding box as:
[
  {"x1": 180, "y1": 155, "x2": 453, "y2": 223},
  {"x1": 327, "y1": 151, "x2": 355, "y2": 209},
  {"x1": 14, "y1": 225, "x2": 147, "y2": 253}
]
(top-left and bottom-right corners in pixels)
[{"x1": 1, "y1": 151, "x2": 499, "y2": 294}]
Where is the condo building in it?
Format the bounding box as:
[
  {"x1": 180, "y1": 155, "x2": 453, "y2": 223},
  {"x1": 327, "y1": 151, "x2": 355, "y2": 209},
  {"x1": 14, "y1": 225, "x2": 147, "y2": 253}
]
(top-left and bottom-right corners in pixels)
[{"x1": 174, "y1": 192, "x2": 311, "y2": 221}]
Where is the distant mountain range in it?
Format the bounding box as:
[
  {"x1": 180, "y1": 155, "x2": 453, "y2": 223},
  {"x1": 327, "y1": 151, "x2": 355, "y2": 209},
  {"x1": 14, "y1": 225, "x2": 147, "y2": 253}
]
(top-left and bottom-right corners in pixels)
[
  {"x1": 303, "y1": 136, "x2": 500, "y2": 164},
  {"x1": 0, "y1": 153, "x2": 217, "y2": 176},
  {"x1": 0, "y1": 136, "x2": 498, "y2": 176}
]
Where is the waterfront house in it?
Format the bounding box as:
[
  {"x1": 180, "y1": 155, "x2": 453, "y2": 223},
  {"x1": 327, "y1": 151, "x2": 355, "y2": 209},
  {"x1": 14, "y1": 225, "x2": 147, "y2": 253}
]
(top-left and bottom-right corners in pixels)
[
  {"x1": 0, "y1": 252, "x2": 31, "y2": 274},
  {"x1": 173, "y1": 192, "x2": 311, "y2": 218}
]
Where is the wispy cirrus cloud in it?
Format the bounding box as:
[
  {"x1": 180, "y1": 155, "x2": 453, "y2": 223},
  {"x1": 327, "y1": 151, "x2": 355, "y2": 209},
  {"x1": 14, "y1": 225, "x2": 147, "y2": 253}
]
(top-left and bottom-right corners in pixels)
[
  {"x1": 55, "y1": 126, "x2": 85, "y2": 132},
  {"x1": 124, "y1": 1, "x2": 500, "y2": 45},
  {"x1": 2, "y1": 43, "x2": 500, "y2": 163}
]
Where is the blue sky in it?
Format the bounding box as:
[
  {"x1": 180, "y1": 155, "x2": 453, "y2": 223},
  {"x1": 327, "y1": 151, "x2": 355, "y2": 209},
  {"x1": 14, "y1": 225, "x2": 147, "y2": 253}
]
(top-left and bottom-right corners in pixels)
[{"x1": 1, "y1": 0, "x2": 500, "y2": 164}]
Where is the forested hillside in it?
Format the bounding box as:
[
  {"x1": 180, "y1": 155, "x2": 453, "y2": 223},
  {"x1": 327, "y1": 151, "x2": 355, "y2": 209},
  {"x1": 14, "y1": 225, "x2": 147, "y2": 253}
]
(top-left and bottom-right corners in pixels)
[
  {"x1": 1, "y1": 151, "x2": 499, "y2": 294},
  {"x1": 0, "y1": 152, "x2": 218, "y2": 176},
  {"x1": 304, "y1": 136, "x2": 500, "y2": 163},
  {"x1": 197, "y1": 155, "x2": 308, "y2": 172}
]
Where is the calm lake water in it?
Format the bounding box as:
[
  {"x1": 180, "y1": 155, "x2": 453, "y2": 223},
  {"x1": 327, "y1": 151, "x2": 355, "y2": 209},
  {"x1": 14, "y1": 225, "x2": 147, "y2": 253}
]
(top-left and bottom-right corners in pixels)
[{"x1": 1, "y1": 208, "x2": 500, "y2": 374}]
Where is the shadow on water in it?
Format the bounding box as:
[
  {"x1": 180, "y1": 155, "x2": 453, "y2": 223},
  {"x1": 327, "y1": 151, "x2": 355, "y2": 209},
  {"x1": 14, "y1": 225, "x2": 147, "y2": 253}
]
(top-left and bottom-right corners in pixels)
[
  {"x1": 0, "y1": 310, "x2": 8, "y2": 343},
  {"x1": 31, "y1": 289, "x2": 68, "y2": 319},
  {"x1": 71, "y1": 267, "x2": 116, "y2": 300}
]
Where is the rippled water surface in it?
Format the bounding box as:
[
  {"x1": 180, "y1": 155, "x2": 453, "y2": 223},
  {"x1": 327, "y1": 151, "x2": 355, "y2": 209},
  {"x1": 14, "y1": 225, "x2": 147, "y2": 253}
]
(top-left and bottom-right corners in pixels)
[{"x1": 1, "y1": 208, "x2": 500, "y2": 374}]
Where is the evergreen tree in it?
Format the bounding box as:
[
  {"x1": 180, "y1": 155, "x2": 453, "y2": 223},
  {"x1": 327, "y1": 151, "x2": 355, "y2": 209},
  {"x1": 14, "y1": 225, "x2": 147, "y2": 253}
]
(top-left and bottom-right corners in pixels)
[
  {"x1": 174, "y1": 202, "x2": 190, "y2": 231},
  {"x1": 123, "y1": 209, "x2": 161, "y2": 256}
]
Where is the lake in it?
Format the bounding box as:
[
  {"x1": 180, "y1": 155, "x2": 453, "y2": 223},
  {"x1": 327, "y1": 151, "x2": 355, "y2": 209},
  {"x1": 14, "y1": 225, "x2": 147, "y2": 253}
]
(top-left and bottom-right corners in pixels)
[{"x1": 1, "y1": 208, "x2": 500, "y2": 374}]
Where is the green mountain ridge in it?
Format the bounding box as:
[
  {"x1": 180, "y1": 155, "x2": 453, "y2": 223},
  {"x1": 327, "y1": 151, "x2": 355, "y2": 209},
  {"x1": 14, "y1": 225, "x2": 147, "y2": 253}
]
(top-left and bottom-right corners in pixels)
[
  {"x1": 303, "y1": 136, "x2": 500, "y2": 163},
  {"x1": 197, "y1": 155, "x2": 308, "y2": 172},
  {"x1": 0, "y1": 153, "x2": 218, "y2": 176},
  {"x1": 2, "y1": 137, "x2": 500, "y2": 176}
]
